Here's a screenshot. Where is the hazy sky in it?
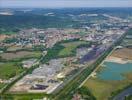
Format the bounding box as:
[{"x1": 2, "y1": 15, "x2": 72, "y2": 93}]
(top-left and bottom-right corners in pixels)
[{"x1": 0, "y1": 0, "x2": 132, "y2": 8}]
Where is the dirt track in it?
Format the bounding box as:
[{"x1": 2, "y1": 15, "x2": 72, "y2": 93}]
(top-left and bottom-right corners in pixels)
[{"x1": 110, "y1": 48, "x2": 132, "y2": 60}]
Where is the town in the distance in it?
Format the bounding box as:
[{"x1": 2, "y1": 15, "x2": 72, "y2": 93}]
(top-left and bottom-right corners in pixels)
[{"x1": 0, "y1": 8, "x2": 132, "y2": 100}]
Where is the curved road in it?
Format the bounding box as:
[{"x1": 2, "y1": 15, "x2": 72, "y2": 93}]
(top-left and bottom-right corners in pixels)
[{"x1": 113, "y1": 87, "x2": 132, "y2": 100}]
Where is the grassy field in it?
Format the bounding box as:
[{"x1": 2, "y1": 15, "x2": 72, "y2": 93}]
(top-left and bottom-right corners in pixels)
[
  {"x1": 7, "y1": 46, "x2": 23, "y2": 52},
  {"x1": 124, "y1": 39, "x2": 132, "y2": 44},
  {"x1": 59, "y1": 41, "x2": 89, "y2": 56},
  {"x1": 0, "y1": 83, "x2": 6, "y2": 90},
  {"x1": 0, "y1": 62, "x2": 25, "y2": 80},
  {"x1": 122, "y1": 39, "x2": 132, "y2": 46},
  {"x1": 83, "y1": 71, "x2": 132, "y2": 100},
  {"x1": 73, "y1": 31, "x2": 89, "y2": 36},
  {"x1": 42, "y1": 40, "x2": 90, "y2": 63},
  {"x1": 0, "y1": 93, "x2": 51, "y2": 100},
  {"x1": 0, "y1": 51, "x2": 41, "y2": 61},
  {"x1": 0, "y1": 31, "x2": 17, "y2": 35}
]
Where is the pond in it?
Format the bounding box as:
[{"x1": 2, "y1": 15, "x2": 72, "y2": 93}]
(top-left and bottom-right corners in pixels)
[{"x1": 97, "y1": 62, "x2": 132, "y2": 80}]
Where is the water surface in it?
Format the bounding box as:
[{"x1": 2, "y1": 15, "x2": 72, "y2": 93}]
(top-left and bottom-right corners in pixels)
[{"x1": 98, "y1": 62, "x2": 132, "y2": 80}]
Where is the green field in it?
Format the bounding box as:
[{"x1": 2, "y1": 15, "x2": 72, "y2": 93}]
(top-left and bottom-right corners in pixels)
[
  {"x1": 7, "y1": 46, "x2": 23, "y2": 52},
  {"x1": 73, "y1": 31, "x2": 89, "y2": 36},
  {"x1": 83, "y1": 72, "x2": 132, "y2": 100},
  {"x1": 0, "y1": 62, "x2": 25, "y2": 80},
  {"x1": 121, "y1": 29, "x2": 132, "y2": 46},
  {"x1": 125, "y1": 95, "x2": 132, "y2": 100},
  {"x1": 121, "y1": 38, "x2": 132, "y2": 46},
  {"x1": 0, "y1": 83, "x2": 6, "y2": 90},
  {"x1": 0, "y1": 51, "x2": 42, "y2": 61},
  {"x1": 59, "y1": 41, "x2": 90, "y2": 56},
  {"x1": 0, "y1": 31, "x2": 17, "y2": 35},
  {"x1": 0, "y1": 93, "x2": 51, "y2": 100},
  {"x1": 124, "y1": 39, "x2": 132, "y2": 44},
  {"x1": 42, "y1": 40, "x2": 90, "y2": 63}
]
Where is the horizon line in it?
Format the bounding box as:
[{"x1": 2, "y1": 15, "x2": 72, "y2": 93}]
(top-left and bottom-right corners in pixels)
[{"x1": 1, "y1": 6, "x2": 132, "y2": 9}]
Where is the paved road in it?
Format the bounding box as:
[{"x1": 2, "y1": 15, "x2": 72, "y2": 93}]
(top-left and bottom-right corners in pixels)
[{"x1": 113, "y1": 87, "x2": 132, "y2": 100}]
